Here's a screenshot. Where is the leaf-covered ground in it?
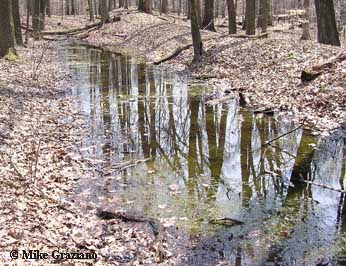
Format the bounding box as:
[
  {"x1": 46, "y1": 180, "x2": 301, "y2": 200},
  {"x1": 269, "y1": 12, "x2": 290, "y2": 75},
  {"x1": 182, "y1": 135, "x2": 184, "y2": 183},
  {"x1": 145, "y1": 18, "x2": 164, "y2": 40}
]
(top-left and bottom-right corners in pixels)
[
  {"x1": 1, "y1": 10, "x2": 345, "y2": 266},
  {"x1": 0, "y1": 42, "x2": 179, "y2": 265},
  {"x1": 82, "y1": 9, "x2": 346, "y2": 133}
]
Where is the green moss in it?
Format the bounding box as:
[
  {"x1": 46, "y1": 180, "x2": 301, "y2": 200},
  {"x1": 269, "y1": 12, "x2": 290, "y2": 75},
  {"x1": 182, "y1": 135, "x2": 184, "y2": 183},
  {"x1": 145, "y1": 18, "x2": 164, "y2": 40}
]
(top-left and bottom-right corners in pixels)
[{"x1": 5, "y1": 48, "x2": 17, "y2": 62}]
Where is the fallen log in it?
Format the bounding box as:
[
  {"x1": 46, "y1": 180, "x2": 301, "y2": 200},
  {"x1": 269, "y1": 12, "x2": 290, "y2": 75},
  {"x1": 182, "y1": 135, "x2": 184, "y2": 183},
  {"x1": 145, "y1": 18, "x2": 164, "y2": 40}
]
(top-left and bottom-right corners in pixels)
[
  {"x1": 41, "y1": 16, "x2": 120, "y2": 36},
  {"x1": 301, "y1": 53, "x2": 346, "y2": 82},
  {"x1": 153, "y1": 34, "x2": 228, "y2": 65}
]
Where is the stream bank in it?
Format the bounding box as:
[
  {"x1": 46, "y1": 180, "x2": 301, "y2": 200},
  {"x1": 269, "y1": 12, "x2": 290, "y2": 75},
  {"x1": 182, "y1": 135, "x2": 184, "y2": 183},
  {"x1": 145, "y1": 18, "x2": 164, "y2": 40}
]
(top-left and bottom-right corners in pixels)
[{"x1": 74, "y1": 9, "x2": 345, "y2": 133}]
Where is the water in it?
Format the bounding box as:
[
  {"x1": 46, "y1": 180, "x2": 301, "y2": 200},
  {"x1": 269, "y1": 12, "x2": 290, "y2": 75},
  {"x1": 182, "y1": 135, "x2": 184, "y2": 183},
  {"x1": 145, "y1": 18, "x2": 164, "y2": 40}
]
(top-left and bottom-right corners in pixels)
[{"x1": 60, "y1": 43, "x2": 346, "y2": 265}]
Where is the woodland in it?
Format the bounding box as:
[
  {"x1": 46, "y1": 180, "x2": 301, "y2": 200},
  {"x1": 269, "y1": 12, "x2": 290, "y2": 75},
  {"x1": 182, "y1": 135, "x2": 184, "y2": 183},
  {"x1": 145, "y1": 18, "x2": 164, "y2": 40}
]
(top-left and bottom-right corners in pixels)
[{"x1": 0, "y1": 0, "x2": 346, "y2": 265}]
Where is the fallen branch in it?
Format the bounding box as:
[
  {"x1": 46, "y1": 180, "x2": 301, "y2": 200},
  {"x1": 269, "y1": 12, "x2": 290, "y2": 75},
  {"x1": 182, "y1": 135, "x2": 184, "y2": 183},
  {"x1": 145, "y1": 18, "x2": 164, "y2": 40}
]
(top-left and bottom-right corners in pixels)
[
  {"x1": 153, "y1": 34, "x2": 228, "y2": 65},
  {"x1": 301, "y1": 53, "x2": 346, "y2": 82},
  {"x1": 153, "y1": 43, "x2": 193, "y2": 65},
  {"x1": 41, "y1": 16, "x2": 120, "y2": 36}
]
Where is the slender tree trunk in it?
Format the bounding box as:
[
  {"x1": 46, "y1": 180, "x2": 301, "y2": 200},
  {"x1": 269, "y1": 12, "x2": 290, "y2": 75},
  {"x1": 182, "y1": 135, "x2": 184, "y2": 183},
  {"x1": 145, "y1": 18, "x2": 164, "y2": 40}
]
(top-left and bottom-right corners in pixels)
[
  {"x1": 178, "y1": 0, "x2": 182, "y2": 15},
  {"x1": 138, "y1": 0, "x2": 145, "y2": 10},
  {"x1": 301, "y1": 0, "x2": 311, "y2": 40},
  {"x1": 145, "y1": 0, "x2": 152, "y2": 13},
  {"x1": 315, "y1": 0, "x2": 340, "y2": 46},
  {"x1": 202, "y1": 0, "x2": 216, "y2": 31},
  {"x1": 245, "y1": 0, "x2": 255, "y2": 35},
  {"x1": 46, "y1": 0, "x2": 51, "y2": 16},
  {"x1": 65, "y1": 0, "x2": 69, "y2": 15},
  {"x1": 88, "y1": 0, "x2": 95, "y2": 21},
  {"x1": 196, "y1": 0, "x2": 201, "y2": 25},
  {"x1": 0, "y1": 0, "x2": 16, "y2": 58},
  {"x1": 25, "y1": 0, "x2": 31, "y2": 44},
  {"x1": 260, "y1": 0, "x2": 267, "y2": 32},
  {"x1": 33, "y1": 0, "x2": 41, "y2": 40},
  {"x1": 12, "y1": 0, "x2": 23, "y2": 46},
  {"x1": 267, "y1": 0, "x2": 273, "y2": 25},
  {"x1": 191, "y1": 0, "x2": 203, "y2": 61},
  {"x1": 161, "y1": 0, "x2": 168, "y2": 13},
  {"x1": 39, "y1": 0, "x2": 46, "y2": 31},
  {"x1": 341, "y1": 0, "x2": 346, "y2": 25},
  {"x1": 71, "y1": 0, "x2": 75, "y2": 14},
  {"x1": 227, "y1": 0, "x2": 237, "y2": 34},
  {"x1": 100, "y1": 0, "x2": 110, "y2": 23}
]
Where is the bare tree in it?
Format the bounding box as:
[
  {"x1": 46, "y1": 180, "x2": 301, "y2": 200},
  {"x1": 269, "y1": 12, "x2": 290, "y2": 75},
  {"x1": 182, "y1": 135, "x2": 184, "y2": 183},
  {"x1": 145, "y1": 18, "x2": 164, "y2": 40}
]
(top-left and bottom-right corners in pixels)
[
  {"x1": 227, "y1": 0, "x2": 237, "y2": 34},
  {"x1": 0, "y1": 0, "x2": 16, "y2": 58},
  {"x1": 315, "y1": 0, "x2": 340, "y2": 46},
  {"x1": 301, "y1": 0, "x2": 311, "y2": 40},
  {"x1": 202, "y1": 0, "x2": 216, "y2": 31},
  {"x1": 246, "y1": 0, "x2": 256, "y2": 35},
  {"x1": 190, "y1": 0, "x2": 203, "y2": 61}
]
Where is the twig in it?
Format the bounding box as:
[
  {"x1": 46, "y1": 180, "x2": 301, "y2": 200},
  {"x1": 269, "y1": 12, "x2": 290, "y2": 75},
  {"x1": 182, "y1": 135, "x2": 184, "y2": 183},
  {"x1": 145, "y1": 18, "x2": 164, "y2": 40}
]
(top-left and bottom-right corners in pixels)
[{"x1": 263, "y1": 118, "x2": 306, "y2": 146}]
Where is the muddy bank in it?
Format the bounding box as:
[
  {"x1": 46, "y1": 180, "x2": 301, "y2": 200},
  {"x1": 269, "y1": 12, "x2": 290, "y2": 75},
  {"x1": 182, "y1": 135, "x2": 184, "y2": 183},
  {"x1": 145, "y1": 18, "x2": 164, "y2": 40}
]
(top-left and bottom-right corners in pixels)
[
  {"x1": 0, "y1": 41, "x2": 177, "y2": 265},
  {"x1": 79, "y1": 10, "x2": 345, "y2": 133}
]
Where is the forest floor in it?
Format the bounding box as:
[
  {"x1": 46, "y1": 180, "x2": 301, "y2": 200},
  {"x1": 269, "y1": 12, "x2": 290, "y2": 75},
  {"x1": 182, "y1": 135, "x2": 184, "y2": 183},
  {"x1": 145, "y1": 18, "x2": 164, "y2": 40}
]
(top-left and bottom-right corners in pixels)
[
  {"x1": 0, "y1": 42, "x2": 178, "y2": 265},
  {"x1": 60, "y1": 8, "x2": 345, "y2": 134},
  {"x1": 1, "y1": 9, "x2": 345, "y2": 266}
]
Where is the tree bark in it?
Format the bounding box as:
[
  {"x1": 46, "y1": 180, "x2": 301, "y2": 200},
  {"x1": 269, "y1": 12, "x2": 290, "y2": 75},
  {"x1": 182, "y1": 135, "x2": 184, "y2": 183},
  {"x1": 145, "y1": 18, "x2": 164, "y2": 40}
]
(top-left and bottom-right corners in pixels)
[
  {"x1": 100, "y1": 0, "x2": 110, "y2": 23},
  {"x1": 267, "y1": 0, "x2": 273, "y2": 25},
  {"x1": 161, "y1": 0, "x2": 168, "y2": 13},
  {"x1": 0, "y1": 0, "x2": 16, "y2": 58},
  {"x1": 301, "y1": 0, "x2": 311, "y2": 40},
  {"x1": 88, "y1": 0, "x2": 95, "y2": 21},
  {"x1": 191, "y1": 0, "x2": 203, "y2": 61},
  {"x1": 227, "y1": 0, "x2": 237, "y2": 34},
  {"x1": 260, "y1": 0, "x2": 267, "y2": 33},
  {"x1": 33, "y1": 0, "x2": 41, "y2": 40},
  {"x1": 202, "y1": 0, "x2": 216, "y2": 31},
  {"x1": 315, "y1": 0, "x2": 340, "y2": 46},
  {"x1": 245, "y1": 0, "x2": 256, "y2": 35},
  {"x1": 12, "y1": 0, "x2": 23, "y2": 46}
]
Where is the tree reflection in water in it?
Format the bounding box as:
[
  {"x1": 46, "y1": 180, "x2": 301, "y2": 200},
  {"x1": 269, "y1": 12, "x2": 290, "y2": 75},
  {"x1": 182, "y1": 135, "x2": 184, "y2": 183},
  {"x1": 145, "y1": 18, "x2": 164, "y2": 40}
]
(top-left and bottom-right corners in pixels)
[{"x1": 63, "y1": 45, "x2": 346, "y2": 266}]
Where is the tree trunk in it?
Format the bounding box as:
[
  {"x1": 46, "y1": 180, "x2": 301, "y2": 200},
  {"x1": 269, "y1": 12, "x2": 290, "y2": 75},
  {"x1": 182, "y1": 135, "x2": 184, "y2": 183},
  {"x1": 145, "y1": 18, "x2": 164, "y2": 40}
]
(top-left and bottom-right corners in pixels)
[
  {"x1": 245, "y1": 0, "x2": 256, "y2": 35},
  {"x1": 145, "y1": 0, "x2": 152, "y2": 13},
  {"x1": 46, "y1": 0, "x2": 51, "y2": 16},
  {"x1": 33, "y1": 0, "x2": 41, "y2": 40},
  {"x1": 88, "y1": 0, "x2": 95, "y2": 21},
  {"x1": 0, "y1": 0, "x2": 16, "y2": 58},
  {"x1": 65, "y1": 0, "x2": 69, "y2": 15},
  {"x1": 12, "y1": 0, "x2": 23, "y2": 46},
  {"x1": 71, "y1": 0, "x2": 75, "y2": 14},
  {"x1": 315, "y1": 0, "x2": 340, "y2": 46},
  {"x1": 259, "y1": 0, "x2": 267, "y2": 32},
  {"x1": 227, "y1": 0, "x2": 237, "y2": 34},
  {"x1": 267, "y1": 0, "x2": 273, "y2": 25},
  {"x1": 341, "y1": 0, "x2": 346, "y2": 25},
  {"x1": 100, "y1": 0, "x2": 110, "y2": 23},
  {"x1": 138, "y1": 0, "x2": 145, "y2": 10},
  {"x1": 301, "y1": 0, "x2": 311, "y2": 40},
  {"x1": 39, "y1": 0, "x2": 46, "y2": 31},
  {"x1": 161, "y1": 0, "x2": 168, "y2": 13},
  {"x1": 202, "y1": 0, "x2": 216, "y2": 31},
  {"x1": 191, "y1": 0, "x2": 203, "y2": 62}
]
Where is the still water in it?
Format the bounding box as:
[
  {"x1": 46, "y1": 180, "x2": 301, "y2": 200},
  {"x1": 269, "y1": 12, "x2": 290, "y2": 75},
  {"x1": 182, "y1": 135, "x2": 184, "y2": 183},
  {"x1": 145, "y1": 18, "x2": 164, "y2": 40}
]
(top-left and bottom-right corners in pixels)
[{"x1": 61, "y1": 44, "x2": 346, "y2": 265}]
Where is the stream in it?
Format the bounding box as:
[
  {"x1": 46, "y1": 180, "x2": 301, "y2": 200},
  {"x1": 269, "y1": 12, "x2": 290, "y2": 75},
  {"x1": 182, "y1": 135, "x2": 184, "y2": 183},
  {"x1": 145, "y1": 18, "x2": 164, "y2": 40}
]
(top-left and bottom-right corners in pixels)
[{"x1": 59, "y1": 43, "x2": 346, "y2": 265}]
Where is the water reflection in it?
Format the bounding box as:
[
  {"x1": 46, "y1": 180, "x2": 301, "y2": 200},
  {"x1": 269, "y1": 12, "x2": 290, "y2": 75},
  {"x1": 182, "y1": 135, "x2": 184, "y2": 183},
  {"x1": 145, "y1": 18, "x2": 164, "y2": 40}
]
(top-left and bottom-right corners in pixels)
[{"x1": 62, "y1": 45, "x2": 346, "y2": 265}]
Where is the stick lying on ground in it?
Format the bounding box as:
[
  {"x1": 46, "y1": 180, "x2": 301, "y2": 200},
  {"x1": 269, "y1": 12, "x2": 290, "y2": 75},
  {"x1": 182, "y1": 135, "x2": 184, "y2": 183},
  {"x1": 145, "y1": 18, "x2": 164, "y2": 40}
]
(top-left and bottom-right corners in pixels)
[
  {"x1": 301, "y1": 53, "x2": 346, "y2": 82},
  {"x1": 153, "y1": 33, "x2": 268, "y2": 65},
  {"x1": 26, "y1": 16, "x2": 121, "y2": 36}
]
